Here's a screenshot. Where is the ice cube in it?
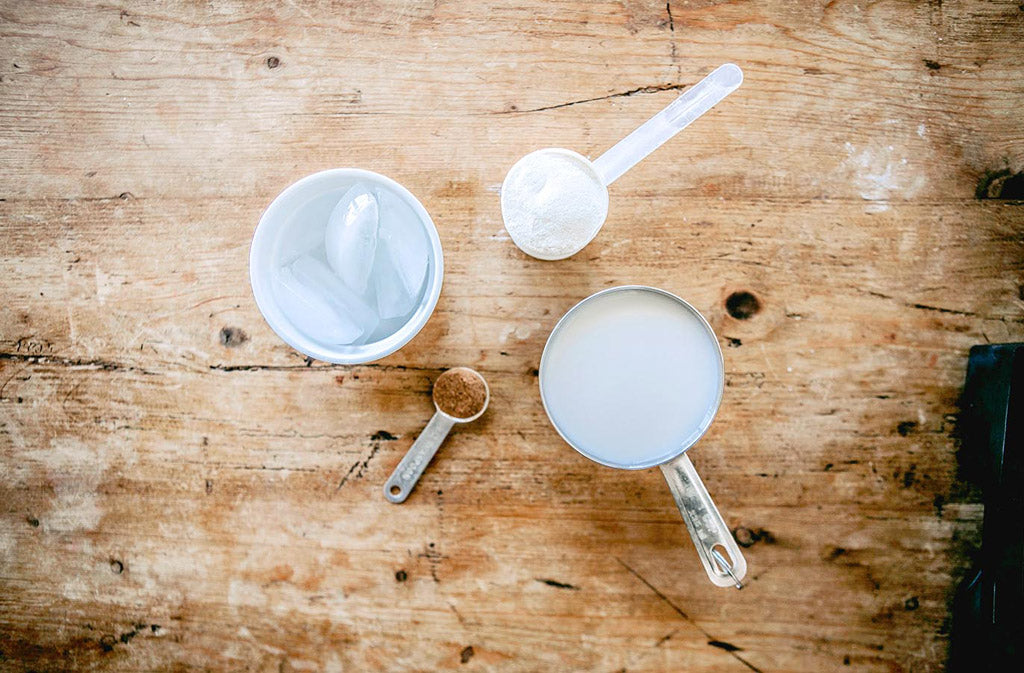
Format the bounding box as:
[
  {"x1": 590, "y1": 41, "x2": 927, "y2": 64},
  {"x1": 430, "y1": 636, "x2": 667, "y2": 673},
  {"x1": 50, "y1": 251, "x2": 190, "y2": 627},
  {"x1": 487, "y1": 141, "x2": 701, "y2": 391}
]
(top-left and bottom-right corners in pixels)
[
  {"x1": 276, "y1": 189, "x2": 351, "y2": 265},
  {"x1": 364, "y1": 316, "x2": 411, "y2": 344},
  {"x1": 273, "y1": 254, "x2": 379, "y2": 346},
  {"x1": 374, "y1": 190, "x2": 429, "y2": 316},
  {"x1": 325, "y1": 183, "x2": 379, "y2": 295},
  {"x1": 373, "y1": 237, "x2": 421, "y2": 319},
  {"x1": 278, "y1": 212, "x2": 326, "y2": 266},
  {"x1": 272, "y1": 266, "x2": 362, "y2": 345},
  {"x1": 291, "y1": 254, "x2": 379, "y2": 335}
]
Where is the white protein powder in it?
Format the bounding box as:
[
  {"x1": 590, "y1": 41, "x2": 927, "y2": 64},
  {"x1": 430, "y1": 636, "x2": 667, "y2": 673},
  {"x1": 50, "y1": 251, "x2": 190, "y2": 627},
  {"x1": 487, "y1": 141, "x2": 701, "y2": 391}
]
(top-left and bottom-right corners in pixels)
[{"x1": 500, "y1": 149, "x2": 609, "y2": 260}]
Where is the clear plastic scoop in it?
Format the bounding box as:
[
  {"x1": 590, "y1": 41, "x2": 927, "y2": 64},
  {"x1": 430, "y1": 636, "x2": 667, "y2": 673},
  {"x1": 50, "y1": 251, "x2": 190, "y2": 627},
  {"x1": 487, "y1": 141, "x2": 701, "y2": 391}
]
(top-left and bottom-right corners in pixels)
[{"x1": 501, "y1": 63, "x2": 744, "y2": 260}]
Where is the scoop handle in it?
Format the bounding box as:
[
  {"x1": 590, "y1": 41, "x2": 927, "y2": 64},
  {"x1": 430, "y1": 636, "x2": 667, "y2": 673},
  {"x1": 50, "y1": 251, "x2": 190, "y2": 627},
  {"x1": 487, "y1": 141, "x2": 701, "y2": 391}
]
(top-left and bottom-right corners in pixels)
[
  {"x1": 592, "y1": 63, "x2": 743, "y2": 186},
  {"x1": 383, "y1": 411, "x2": 455, "y2": 503},
  {"x1": 660, "y1": 452, "x2": 747, "y2": 588}
]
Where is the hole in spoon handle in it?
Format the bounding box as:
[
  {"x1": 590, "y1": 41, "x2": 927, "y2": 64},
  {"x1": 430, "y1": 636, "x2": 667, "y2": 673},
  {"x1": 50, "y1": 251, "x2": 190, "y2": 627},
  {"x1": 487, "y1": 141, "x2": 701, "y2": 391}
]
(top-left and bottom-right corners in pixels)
[
  {"x1": 660, "y1": 452, "x2": 748, "y2": 588},
  {"x1": 383, "y1": 412, "x2": 455, "y2": 504},
  {"x1": 592, "y1": 63, "x2": 743, "y2": 186}
]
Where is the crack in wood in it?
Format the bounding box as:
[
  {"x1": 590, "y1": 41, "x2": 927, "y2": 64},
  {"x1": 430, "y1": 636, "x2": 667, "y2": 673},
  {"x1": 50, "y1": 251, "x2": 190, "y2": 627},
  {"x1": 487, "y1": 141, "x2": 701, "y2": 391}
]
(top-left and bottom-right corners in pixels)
[
  {"x1": 336, "y1": 461, "x2": 361, "y2": 492},
  {"x1": 497, "y1": 83, "x2": 688, "y2": 115},
  {"x1": 418, "y1": 543, "x2": 444, "y2": 582},
  {"x1": 336, "y1": 433, "x2": 393, "y2": 491},
  {"x1": 234, "y1": 464, "x2": 318, "y2": 473},
  {"x1": 0, "y1": 352, "x2": 158, "y2": 375},
  {"x1": 614, "y1": 557, "x2": 763, "y2": 673},
  {"x1": 909, "y1": 302, "x2": 976, "y2": 317},
  {"x1": 209, "y1": 362, "x2": 442, "y2": 373},
  {"x1": 534, "y1": 578, "x2": 580, "y2": 590},
  {"x1": 654, "y1": 628, "x2": 678, "y2": 647},
  {"x1": 448, "y1": 602, "x2": 467, "y2": 626}
]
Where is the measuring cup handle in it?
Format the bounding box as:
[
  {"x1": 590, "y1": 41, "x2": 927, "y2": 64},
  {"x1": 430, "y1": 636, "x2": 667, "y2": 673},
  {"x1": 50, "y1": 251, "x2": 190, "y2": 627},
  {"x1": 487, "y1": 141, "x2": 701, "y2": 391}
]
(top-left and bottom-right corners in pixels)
[
  {"x1": 659, "y1": 452, "x2": 747, "y2": 588},
  {"x1": 592, "y1": 63, "x2": 743, "y2": 186},
  {"x1": 383, "y1": 411, "x2": 455, "y2": 503}
]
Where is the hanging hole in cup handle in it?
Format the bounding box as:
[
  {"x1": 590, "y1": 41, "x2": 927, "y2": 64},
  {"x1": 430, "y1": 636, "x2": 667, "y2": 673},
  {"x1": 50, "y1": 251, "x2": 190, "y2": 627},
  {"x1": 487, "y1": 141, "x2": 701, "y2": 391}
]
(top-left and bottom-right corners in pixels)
[
  {"x1": 710, "y1": 545, "x2": 744, "y2": 589},
  {"x1": 659, "y1": 452, "x2": 748, "y2": 589}
]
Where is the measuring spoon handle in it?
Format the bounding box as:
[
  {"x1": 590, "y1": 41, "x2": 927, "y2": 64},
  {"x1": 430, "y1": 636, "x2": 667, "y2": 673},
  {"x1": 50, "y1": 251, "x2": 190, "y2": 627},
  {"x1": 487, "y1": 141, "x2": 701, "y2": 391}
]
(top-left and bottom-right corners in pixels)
[
  {"x1": 384, "y1": 411, "x2": 455, "y2": 503},
  {"x1": 592, "y1": 64, "x2": 743, "y2": 186},
  {"x1": 660, "y1": 452, "x2": 747, "y2": 588}
]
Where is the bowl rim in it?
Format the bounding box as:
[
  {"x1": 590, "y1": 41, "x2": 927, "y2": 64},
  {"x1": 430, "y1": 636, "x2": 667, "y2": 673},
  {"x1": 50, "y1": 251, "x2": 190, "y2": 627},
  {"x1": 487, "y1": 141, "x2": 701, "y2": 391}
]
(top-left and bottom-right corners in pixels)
[{"x1": 249, "y1": 168, "x2": 444, "y2": 364}]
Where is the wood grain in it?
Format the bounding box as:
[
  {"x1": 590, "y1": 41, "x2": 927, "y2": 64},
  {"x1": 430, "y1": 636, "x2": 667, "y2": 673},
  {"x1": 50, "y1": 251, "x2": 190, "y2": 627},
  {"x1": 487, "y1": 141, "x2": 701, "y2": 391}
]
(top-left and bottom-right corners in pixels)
[{"x1": 1, "y1": 1, "x2": 1022, "y2": 671}]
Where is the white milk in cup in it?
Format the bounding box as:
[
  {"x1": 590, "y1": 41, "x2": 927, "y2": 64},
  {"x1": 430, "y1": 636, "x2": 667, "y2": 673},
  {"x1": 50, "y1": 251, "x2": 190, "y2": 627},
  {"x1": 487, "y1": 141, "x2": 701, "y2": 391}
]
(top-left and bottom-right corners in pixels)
[{"x1": 540, "y1": 286, "x2": 748, "y2": 588}]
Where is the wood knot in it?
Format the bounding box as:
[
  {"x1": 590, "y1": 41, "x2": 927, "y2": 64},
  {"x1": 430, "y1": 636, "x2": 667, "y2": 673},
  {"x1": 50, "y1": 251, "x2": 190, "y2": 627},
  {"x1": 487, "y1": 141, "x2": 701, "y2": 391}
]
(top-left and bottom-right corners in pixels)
[
  {"x1": 725, "y1": 291, "x2": 761, "y2": 320},
  {"x1": 976, "y1": 168, "x2": 1024, "y2": 200},
  {"x1": 732, "y1": 527, "x2": 775, "y2": 548},
  {"x1": 266, "y1": 56, "x2": 281, "y2": 69},
  {"x1": 896, "y1": 420, "x2": 917, "y2": 437},
  {"x1": 219, "y1": 327, "x2": 248, "y2": 347}
]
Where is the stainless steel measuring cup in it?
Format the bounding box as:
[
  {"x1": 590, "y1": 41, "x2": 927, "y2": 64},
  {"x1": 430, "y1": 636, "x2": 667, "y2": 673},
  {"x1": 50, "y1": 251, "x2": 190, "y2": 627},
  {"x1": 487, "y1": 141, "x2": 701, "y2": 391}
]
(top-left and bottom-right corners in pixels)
[{"x1": 538, "y1": 286, "x2": 747, "y2": 588}]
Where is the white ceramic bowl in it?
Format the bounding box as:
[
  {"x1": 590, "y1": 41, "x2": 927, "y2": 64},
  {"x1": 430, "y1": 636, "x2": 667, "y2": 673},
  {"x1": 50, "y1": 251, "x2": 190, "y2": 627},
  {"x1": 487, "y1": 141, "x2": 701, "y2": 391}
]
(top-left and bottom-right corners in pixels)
[{"x1": 249, "y1": 169, "x2": 444, "y2": 364}]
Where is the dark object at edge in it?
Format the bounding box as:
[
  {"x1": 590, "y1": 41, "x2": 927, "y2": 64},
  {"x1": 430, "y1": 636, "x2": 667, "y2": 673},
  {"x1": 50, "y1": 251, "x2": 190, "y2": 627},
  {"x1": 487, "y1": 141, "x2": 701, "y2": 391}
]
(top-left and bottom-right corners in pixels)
[{"x1": 949, "y1": 344, "x2": 1024, "y2": 670}]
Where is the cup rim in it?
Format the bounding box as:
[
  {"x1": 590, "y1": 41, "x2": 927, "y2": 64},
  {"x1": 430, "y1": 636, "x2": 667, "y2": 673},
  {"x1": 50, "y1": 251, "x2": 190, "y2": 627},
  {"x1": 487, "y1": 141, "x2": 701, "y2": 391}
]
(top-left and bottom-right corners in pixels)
[
  {"x1": 249, "y1": 168, "x2": 444, "y2": 364},
  {"x1": 500, "y1": 147, "x2": 610, "y2": 261},
  {"x1": 433, "y1": 366, "x2": 491, "y2": 423},
  {"x1": 538, "y1": 285, "x2": 725, "y2": 470}
]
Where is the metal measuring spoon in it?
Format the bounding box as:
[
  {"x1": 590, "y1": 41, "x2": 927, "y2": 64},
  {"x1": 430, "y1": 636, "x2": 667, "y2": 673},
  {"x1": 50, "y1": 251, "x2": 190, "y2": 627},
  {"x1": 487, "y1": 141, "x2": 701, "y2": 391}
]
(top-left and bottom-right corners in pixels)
[{"x1": 383, "y1": 367, "x2": 489, "y2": 503}]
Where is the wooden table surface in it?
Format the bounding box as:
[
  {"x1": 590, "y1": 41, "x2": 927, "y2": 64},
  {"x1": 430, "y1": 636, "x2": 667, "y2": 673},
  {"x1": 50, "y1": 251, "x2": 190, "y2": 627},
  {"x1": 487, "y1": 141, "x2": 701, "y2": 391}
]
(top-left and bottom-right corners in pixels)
[{"x1": 2, "y1": 1, "x2": 1022, "y2": 671}]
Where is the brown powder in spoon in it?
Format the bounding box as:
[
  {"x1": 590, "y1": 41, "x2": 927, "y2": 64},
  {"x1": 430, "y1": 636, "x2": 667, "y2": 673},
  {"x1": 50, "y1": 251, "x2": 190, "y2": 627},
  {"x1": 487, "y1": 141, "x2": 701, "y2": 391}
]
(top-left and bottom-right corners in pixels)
[{"x1": 433, "y1": 368, "x2": 488, "y2": 419}]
